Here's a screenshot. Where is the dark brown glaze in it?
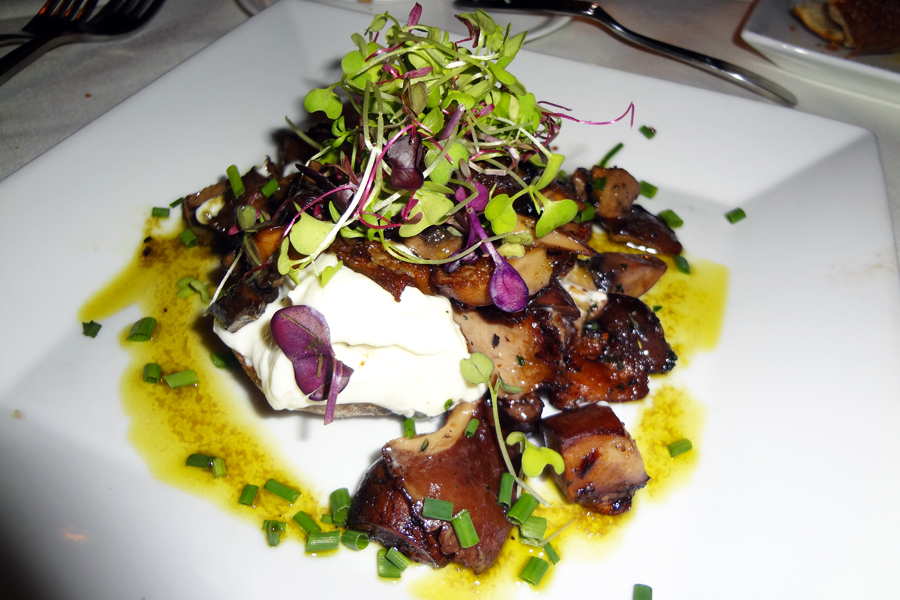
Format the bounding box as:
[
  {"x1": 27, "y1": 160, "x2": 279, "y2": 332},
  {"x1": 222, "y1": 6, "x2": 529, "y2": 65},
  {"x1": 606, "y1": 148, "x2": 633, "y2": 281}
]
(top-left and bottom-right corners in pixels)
[
  {"x1": 590, "y1": 166, "x2": 640, "y2": 219},
  {"x1": 550, "y1": 293, "x2": 676, "y2": 407},
  {"x1": 497, "y1": 392, "x2": 544, "y2": 434},
  {"x1": 347, "y1": 401, "x2": 512, "y2": 573},
  {"x1": 330, "y1": 236, "x2": 434, "y2": 301},
  {"x1": 587, "y1": 252, "x2": 667, "y2": 297},
  {"x1": 208, "y1": 280, "x2": 278, "y2": 333},
  {"x1": 599, "y1": 205, "x2": 683, "y2": 255},
  {"x1": 542, "y1": 404, "x2": 649, "y2": 515},
  {"x1": 571, "y1": 168, "x2": 590, "y2": 204},
  {"x1": 404, "y1": 225, "x2": 464, "y2": 260},
  {"x1": 512, "y1": 215, "x2": 595, "y2": 256}
]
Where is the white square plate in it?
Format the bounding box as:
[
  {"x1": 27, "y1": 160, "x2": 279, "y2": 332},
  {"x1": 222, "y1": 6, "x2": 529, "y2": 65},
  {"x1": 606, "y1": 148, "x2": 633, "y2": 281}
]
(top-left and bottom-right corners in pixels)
[
  {"x1": 742, "y1": 0, "x2": 900, "y2": 103},
  {"x1": 2, "y1": 1, "x2": 900, "y2": 599}
]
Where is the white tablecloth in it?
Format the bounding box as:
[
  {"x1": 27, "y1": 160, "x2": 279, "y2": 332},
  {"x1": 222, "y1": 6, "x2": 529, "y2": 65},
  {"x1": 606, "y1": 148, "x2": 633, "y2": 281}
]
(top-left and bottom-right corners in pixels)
[{"x1": 2, "y1": 0, "x2": 899, "y2": 260}]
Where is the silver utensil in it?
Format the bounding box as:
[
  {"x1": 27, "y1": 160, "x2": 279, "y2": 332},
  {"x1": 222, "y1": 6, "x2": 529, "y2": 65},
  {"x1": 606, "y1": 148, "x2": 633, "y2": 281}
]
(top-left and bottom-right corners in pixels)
[
  {"x1": 0, "y1": 0, "x2": 167, "y2": 87},
  {"x1": 455, "y1": 0, "x2": 798, "y2": 107},
  {"x1": 0, "y1": 0, "x2": 97, "y2": 46}
]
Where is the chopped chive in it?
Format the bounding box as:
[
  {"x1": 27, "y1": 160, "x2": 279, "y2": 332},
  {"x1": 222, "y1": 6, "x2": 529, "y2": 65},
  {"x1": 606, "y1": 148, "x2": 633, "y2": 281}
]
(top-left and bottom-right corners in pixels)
[
  {"x1": 330, "y1": 488, "x2": 351, "y2": 526},
  {"x1": 320, "y1": 514, "x2": 334, "y2": 524},
  {"x1": 674, "y1": 255, "x2": 691, "y2": 274},
  {"x1": 143, "y1": 363, "x2": 162, "y2": 384},
  {"x1": 403, "y1": 417, "x2": 416, "y2": 439},
  {"x1": 305, "y1": 530, "x2": 340, "y2": 553},
  {"x1": 420, "y1": 438, "x2": 429, "y2": 452},
  {"x1": 261, "y1": 179, "x2": 279, "y2": 198},
  {"x1": 506, "y1": 493, "x2": 539, "y2": 525},
  {"x1": 652, "y1": 305, "x2": 663, "y2": 312},
  {"x1": 210, "y1": 352, "x2": 228, "y2": 368},
  {"x1": 210, "y1": 457, "x2": 227, "y2": 479},
  {"x1": 667, "y1": 438, "x2": 693, "y2": 458},
  {"x1": 126, "y1": 317, "x2": 157, "y2": 342},
  {"x1": 263, "y1": 519, "x2": 286, "y2": 547},
  {"x1": 377, "y1": 549, "x2": 402, "y2": 578},
  {"x1": 169, "y1": 197, "x2": 184, "y2": 208},
  {"x1": 464, "y1": 418, "x2": 479, "y2": 438},
  {"x1": 341, "y1": 530, "x2": 369, "y2": 550},
  {"x1": 592, "y1": 176, "x2": 607, "y2": 191},
  {"x1": 544, "y1": 542, "x2": 560, "y2": 565},
  {"x1": 264, "y1": 479, "x2": 301, "y2": 503},
  {"x1": 639, "y1": 125, "x2": 656, "y2": 139},
  {"x1": 81, "y1": 320, "x2": 102, "y2": 338},
  {"x1": 422, "y1": 498, "x2": 454, "y2": 521},
  {"x1": 598, "y1": 142, "x2": 623, "y2": 168},
  {"x1": 239, "y1": 484, "x2": 259, "y2": 506},
  {"x1": 151, "y1": 207, "x2": 170, "y2": 218},
  {"x1": 179, "y1": 229, "x2": 199, "y2": 248},
  {"x1": 498, "y1": 472, "x2": 514, "y2": 509},
  {"x1": 519, "y1": 556, "x2": 549, "y2": 586},
  {"x1": 175, "y1": 286, "x2": 195, "y2": 299},
  {"x1": 516, "y1": 355, "x2": 525, "y2": 366},
  {"x1": 519, "y1": 515, "x2": 547, "y2": 543},
  {"x1": 386, "y1": 547, "x2": 412, "y2": 571},
  {"x1": 185, "y1": 453, "x2": 214, "y2": 468},
  {"x1": 634, "y1": 583, "x2": 653, "y2": 600},
  {"x1": 292, "y1": 511, "x2": 321, "y2": 535},
  {"x1": 657, "y1": 209, "x2": 683, "y2": 228},
  {"x1": 726, "y1": 207, "x2": 746, "y2": 223},
  {"x1": 444, "y1": 398, "x2": 453, "y2": 411},
  {"x1": 639, "y1": 181, "x2": 658, "y2": 198},
  {"x1": 226, "y1": 165, "x2": 245, "y2": 197},
  {"x1": 451, "y1": 509, "x2": 480, "y2": 549},
  {"x1": 164, "y1": 370, "x2": 198, "y2": 388}
]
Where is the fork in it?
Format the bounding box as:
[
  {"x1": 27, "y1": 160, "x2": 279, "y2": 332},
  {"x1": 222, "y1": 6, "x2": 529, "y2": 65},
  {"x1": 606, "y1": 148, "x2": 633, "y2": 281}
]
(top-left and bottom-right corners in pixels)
[
  {"x1": 454, "y1": 0, "x2": 797, "y2": 106},
  {"x1": 0, "y1": 0, "x2": 98, "y2": 46},
  {"x1": 0, "y1": 0, "x2": 167, "y2": 87}
]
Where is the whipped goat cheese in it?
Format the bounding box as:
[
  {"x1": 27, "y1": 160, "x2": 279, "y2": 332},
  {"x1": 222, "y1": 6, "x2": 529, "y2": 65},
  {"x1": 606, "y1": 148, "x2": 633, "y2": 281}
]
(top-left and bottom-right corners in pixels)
[{"x1": 215, "y1": 253, "x2": 486, "y2": 417}]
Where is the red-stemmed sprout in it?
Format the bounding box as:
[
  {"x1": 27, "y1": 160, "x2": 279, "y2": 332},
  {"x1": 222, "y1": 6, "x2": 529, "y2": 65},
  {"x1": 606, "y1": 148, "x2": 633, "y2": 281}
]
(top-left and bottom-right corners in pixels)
[
  {"x1": 455, "y1": 184, "x2": 528, "y2": 312},
  {"x1": 270, "y1": 306, "x2": 353, "y2": 425}
]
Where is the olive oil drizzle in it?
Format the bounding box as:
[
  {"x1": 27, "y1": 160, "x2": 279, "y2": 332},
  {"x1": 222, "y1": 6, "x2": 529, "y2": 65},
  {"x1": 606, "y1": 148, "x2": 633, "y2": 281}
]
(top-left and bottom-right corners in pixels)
[{"x1": 79, "y1": 222, "x2": 727, "y2": 598}]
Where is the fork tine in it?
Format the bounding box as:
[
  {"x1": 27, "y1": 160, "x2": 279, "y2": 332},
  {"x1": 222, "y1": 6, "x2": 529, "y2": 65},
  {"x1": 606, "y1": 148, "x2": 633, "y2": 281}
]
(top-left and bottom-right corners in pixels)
[{"x1": 73, "y1": 0, "x2": 99, "y2": 23}]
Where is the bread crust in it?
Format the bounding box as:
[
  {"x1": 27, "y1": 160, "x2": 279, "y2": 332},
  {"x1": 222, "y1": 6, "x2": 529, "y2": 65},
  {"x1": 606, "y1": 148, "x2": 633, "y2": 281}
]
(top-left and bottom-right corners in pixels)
[{"x1": 232, "y1": 350, "x2": 394, "y2": 418}]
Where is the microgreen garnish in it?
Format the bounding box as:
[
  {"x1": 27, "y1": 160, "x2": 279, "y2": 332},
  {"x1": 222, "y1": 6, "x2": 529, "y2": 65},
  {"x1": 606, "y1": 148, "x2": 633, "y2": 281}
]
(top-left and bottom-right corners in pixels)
[
  {"x1": 460, "y1": 352, "x2": 550, "y2": 505},
  {"x1": 269, "y1": 305, "x2": 354, "y2": 425},
  {"x1": 505, "y1": 432, "x2": 564, "y2": 478},
  {"x1": 270, "y1": 5, "x2": 633, "y2": 312}
]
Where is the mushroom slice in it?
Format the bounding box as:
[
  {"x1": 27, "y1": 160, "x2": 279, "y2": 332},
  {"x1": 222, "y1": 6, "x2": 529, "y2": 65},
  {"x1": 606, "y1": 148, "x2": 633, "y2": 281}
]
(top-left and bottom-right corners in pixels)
[
  {"x1": 587, "y1": 252, "x2": 667, "y2": 297},
  {"x1": 542, "y1": 403, "x2": 649, "y2": 515},
  {"x1": 590, "y1": 166, "x2": 640, "y2": 219},
  {"x1": 347, "y1": 401, "x2": 512, "y2": 574},
  {"x1": 599, "y1": 205, "x2": 683, "y2": 255}
]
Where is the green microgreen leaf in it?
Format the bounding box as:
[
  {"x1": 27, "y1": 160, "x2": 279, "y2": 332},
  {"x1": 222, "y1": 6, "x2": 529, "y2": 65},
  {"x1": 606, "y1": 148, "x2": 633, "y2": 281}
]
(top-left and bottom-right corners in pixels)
[
  {"x1": 484, "y1": 193, "x2": 517, "y2": 235},
  {"x1": 303, "y1": 87, "x2": 343, "y2": 120},
  {"x1": 398, "y1": 189, "x2": 453, "y2": 237},
  {"x1": 319, "y1": 260, "x2": 343, "y2": 287},
  {"x1": 532, "y1": 153, "x2": 564, "y2": 191},
  {"x1": 535, "y1": 199, "x2": 578, "y2": 238},
  {"x1": 460, "y1": 352, "x2": 494, "y2": 385},
  {"x1": 505, "y1": 432, "x2": 565, "y2": 478},
  {"x1": 290, "y1": 213, "x2": 335, "y2": 256}
]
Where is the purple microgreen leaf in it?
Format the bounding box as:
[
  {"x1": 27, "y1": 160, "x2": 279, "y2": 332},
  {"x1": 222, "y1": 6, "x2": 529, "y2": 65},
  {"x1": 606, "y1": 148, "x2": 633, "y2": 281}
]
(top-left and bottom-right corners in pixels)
[
  {"x1": 270, "y1": 306, "x2": 353, "y2": 423},
  {"x1": 407, "y1": 2, "x2": 422, "y2": 26},
  {"x1": 384, "y1": 130, "x2": 424, "y2": 191},
  {"x1": 467, "y1": 208, "x2": 528, "y2": 312}
]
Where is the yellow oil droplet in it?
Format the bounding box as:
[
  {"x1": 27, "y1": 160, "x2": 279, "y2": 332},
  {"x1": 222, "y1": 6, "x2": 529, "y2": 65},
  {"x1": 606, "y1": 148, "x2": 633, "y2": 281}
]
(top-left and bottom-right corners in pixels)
[{"x1": 79, "y1": 224, "x2": 325, "y2": 536}]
